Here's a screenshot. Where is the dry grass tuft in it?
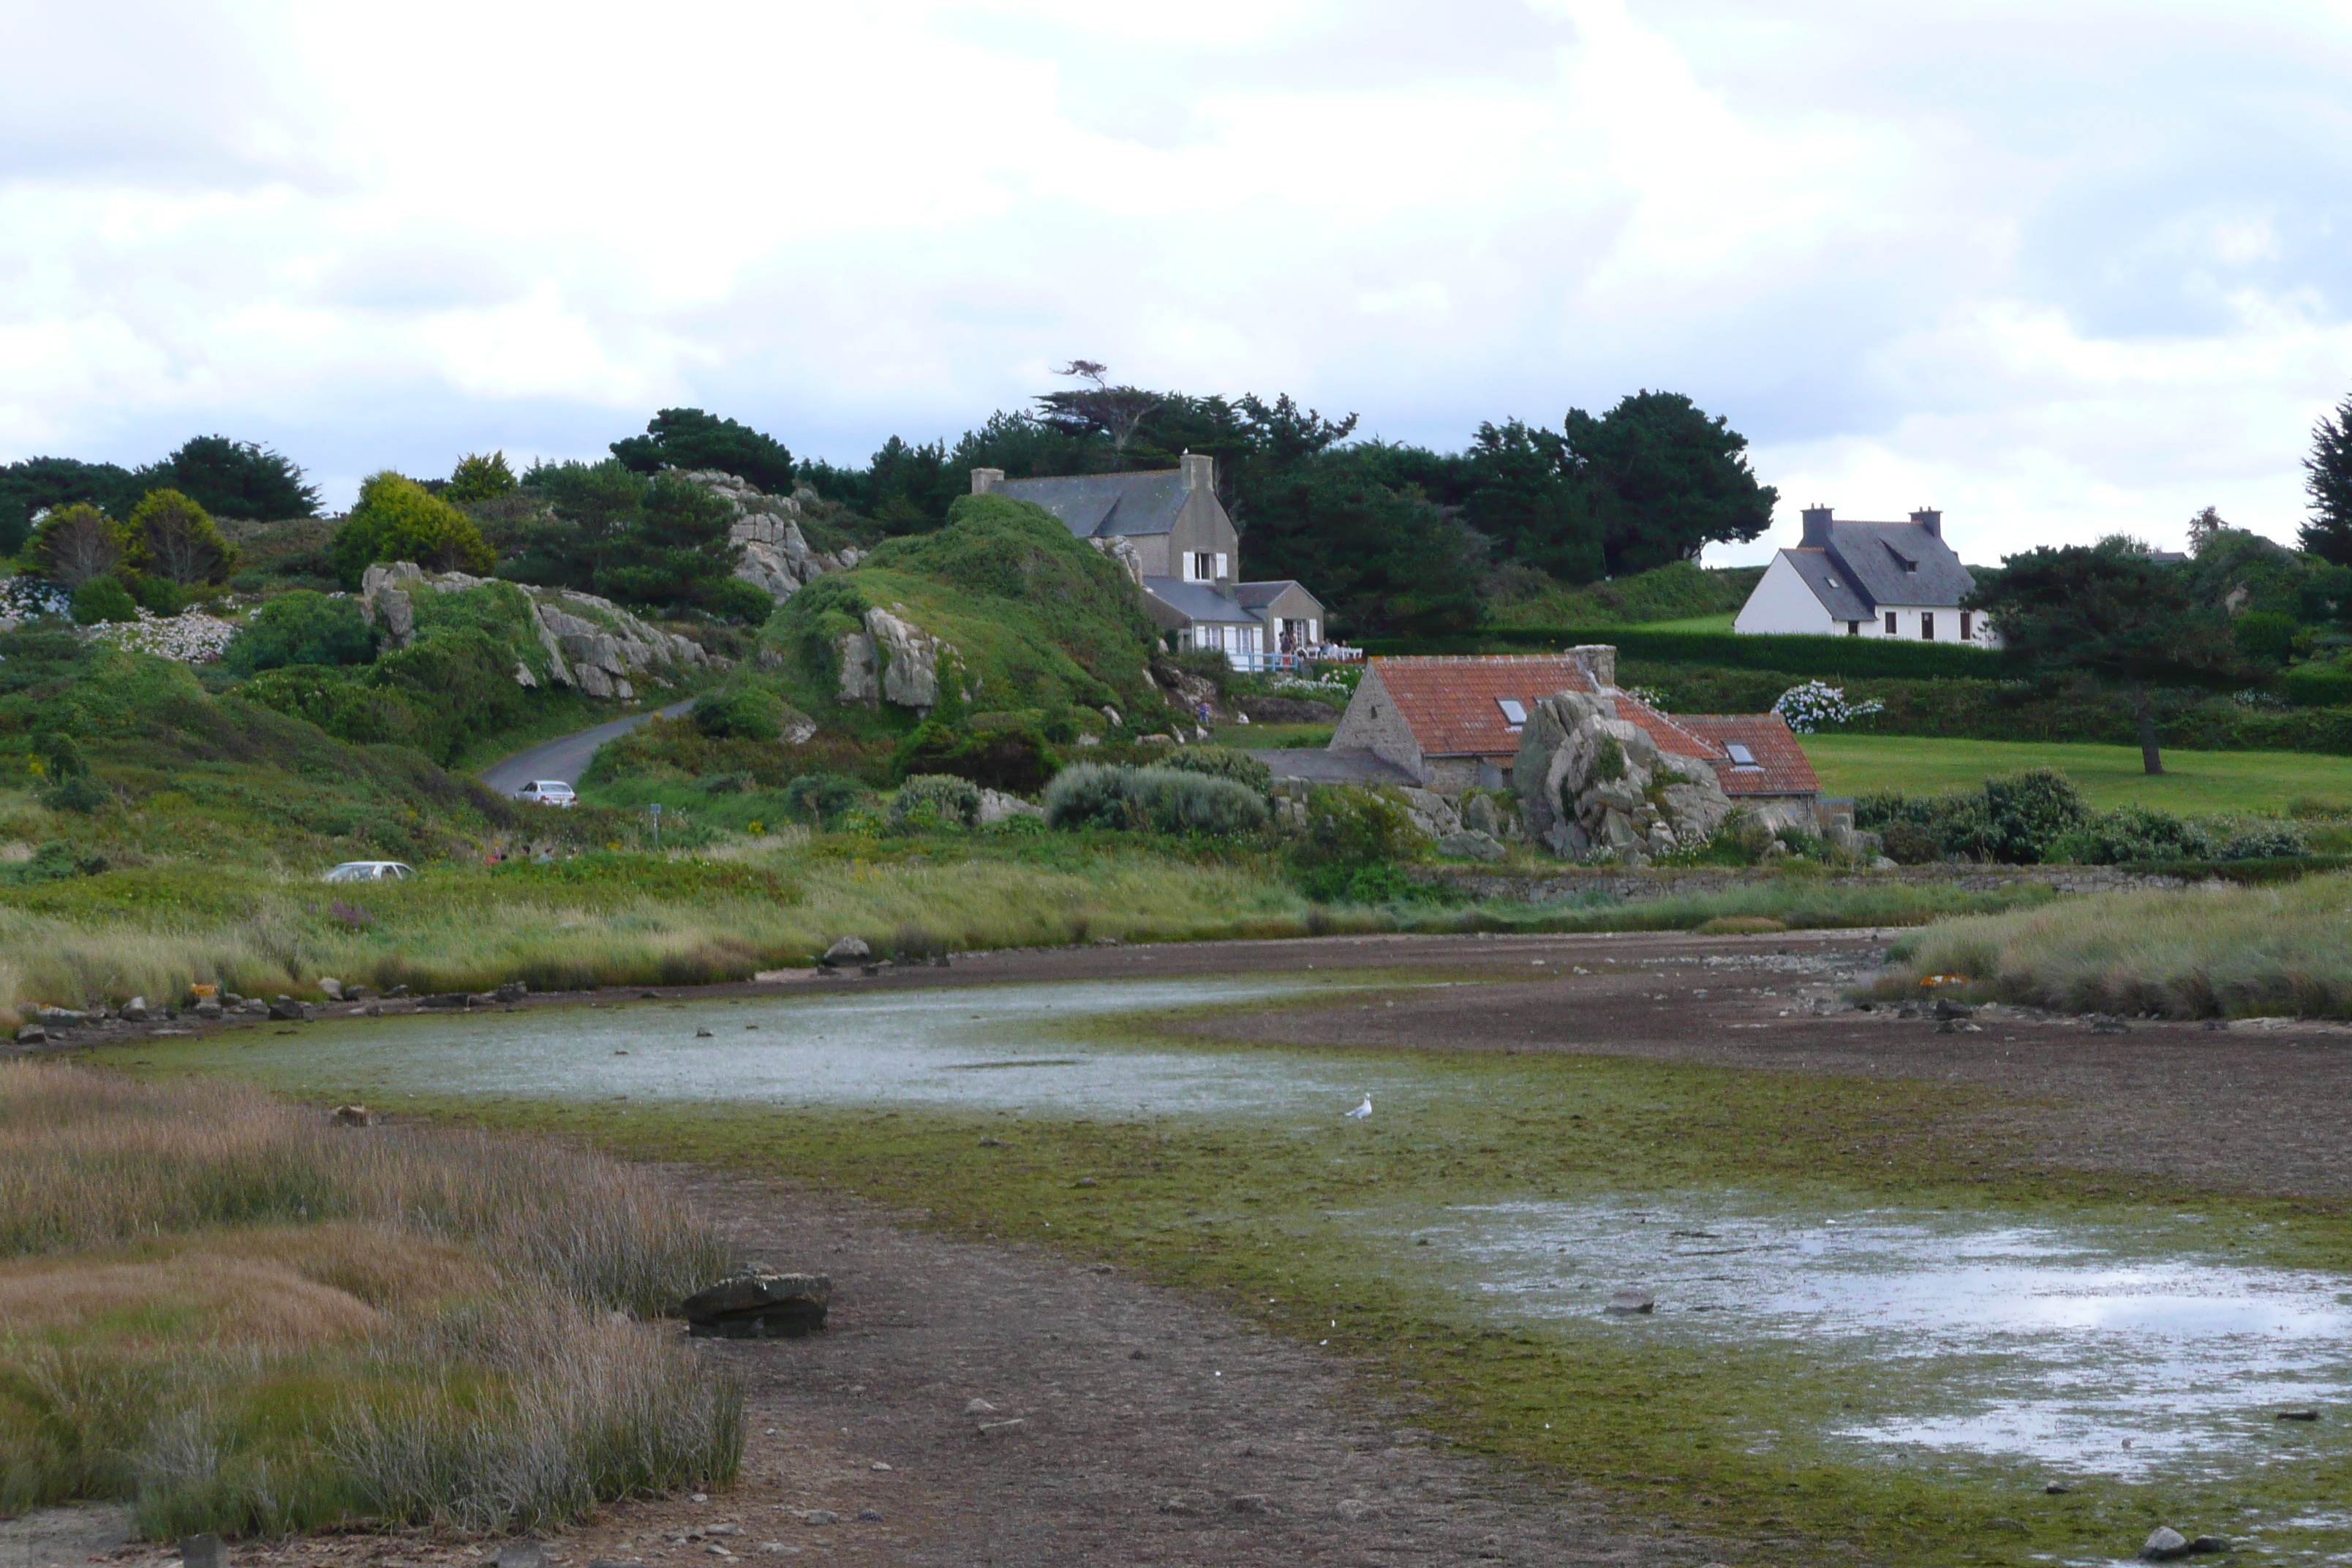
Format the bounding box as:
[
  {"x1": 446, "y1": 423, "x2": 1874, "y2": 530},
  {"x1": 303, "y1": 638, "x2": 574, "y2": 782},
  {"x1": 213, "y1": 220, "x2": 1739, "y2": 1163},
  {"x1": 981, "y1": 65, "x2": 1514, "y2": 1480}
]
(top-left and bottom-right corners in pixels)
[
  {"x1": 1882, "y1": 868, "x2": 2352, "y2": 1017},
  {"x1": 0, "y1": 1062, "x2": 741, "y2": 1537}
]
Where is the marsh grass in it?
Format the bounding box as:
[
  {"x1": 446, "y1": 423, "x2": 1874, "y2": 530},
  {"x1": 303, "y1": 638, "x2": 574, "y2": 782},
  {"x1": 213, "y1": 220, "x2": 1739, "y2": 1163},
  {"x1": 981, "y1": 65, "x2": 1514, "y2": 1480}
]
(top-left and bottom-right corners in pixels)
[
  {"x1": 0, "y1": 1063, "x2": 740, "y2": 1537},
  {"x1": 1878, "y1": 867, "x2": 2352, "y2": 1017},
  {"x1": 0, "y1": 843, "x2": 2047, "y2": 1018}
]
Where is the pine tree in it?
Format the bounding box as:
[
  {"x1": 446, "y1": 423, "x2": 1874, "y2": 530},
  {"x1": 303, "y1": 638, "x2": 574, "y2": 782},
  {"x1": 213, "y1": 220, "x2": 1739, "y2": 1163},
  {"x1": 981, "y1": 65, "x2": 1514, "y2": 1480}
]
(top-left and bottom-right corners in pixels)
[{"x1": 2299, "y1": 396, "x2": 2352, "y2": 565}]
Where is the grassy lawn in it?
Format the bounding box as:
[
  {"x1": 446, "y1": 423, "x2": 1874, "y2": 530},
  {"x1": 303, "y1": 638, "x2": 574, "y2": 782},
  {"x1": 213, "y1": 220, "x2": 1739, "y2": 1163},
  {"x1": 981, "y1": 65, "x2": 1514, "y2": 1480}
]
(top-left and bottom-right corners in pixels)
[
  {"x1": 1801, "y1": 733, "x2": 2352, "y2": 815},
  {"x1": 1631, "y1": 611, "x2": 1736, "y2": 633}
]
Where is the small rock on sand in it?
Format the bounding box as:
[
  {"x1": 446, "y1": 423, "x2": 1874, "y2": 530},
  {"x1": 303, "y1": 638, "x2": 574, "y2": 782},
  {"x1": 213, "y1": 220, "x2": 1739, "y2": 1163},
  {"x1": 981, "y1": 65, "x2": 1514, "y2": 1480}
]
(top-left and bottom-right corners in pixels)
[
  {"x1": 1605, "y1": 1289, "x2": 1656, "y2": 1315},
  {"x1": 2141, "y1": 1526, "x2": 2189, "y2": 1561}
]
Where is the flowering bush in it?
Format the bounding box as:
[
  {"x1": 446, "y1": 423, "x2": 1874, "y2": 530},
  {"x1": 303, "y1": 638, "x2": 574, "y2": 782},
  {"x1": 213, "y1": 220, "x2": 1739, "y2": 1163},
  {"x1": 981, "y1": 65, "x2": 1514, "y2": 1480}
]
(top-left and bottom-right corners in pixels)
[
  {"x1": 86, "y1": 606, "x2": 242, "y2": 663},
  {"x1": 1273, "y1": 672, "x2": 1356, "y2": 701},
  {"x1": 0, "y1": 577, "x2": 71, "y2": 627},
  {"x1": 1616, "y1": 684, "x2": 1669, "y2": 711},
  {"x1": 1772, "y1": 680, "x2": 1884, "y2": 734}
]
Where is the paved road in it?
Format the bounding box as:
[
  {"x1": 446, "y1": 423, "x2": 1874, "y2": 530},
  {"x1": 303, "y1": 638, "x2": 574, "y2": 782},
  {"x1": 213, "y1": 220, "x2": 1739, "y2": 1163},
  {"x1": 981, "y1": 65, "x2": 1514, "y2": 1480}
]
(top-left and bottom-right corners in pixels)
[{"x1": 477, "y1": 700, "x2": 696, "y2": 795}]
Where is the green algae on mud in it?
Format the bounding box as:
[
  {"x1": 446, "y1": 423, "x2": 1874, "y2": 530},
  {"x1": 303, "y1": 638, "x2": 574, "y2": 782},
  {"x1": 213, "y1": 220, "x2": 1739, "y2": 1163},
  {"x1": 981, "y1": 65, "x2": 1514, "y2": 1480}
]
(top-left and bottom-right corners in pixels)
[{"x1": 88, "y1": 991, "x2": 2352, "y2": 1567}]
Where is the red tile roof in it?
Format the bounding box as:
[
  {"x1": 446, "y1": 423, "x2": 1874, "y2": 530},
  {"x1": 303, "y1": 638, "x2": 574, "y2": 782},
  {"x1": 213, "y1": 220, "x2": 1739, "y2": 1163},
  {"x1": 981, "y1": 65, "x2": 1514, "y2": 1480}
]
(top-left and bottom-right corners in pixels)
[
  {"x1": 1361, "y1": 655, "x2": 1820, "y2": 798},
  {"x1": 1365, "y1": 656, "x2": 1597, "y2": 758},
  {"x1": 1676, "y1": 714, "x2": 1821, "y2": 796}
]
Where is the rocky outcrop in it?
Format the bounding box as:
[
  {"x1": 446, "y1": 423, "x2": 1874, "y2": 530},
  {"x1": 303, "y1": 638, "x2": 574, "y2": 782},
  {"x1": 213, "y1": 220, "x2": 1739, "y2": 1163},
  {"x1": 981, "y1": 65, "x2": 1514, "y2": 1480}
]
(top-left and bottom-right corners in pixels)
[
  {"x1": 978, "y1": 788, "x2": 1044, "y2": 824},
  {"x1": 1090, "y1": 535, "x2": 1145, "y2": 586},
  {"x1": 359, "y1": 562, "x2": 707, "y2": 701},
  {"x1": 834, "y1": 604, "x2": 956, "y2": 713},
  {"x1": 678, "y1": 470, "x2": 864, "y2": 604},
  {"x1": 1513, "y1": 689, "x2": 1735, "y2": 862}
]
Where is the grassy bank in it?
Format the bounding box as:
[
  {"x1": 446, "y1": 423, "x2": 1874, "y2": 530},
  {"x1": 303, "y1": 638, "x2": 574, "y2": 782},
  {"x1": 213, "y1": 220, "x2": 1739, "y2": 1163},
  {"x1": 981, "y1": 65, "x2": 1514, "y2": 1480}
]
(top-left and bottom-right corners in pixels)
[
  {"x1": 151, "y1": 1006, "x2": 2348, "y2": 1568},
  {"x1": 0, "y1": 837, "x2": 2050, "y2": 1015},
  {"x1": 0, "y1": 1062, "x2": 739, "y2": 1537},
  {"x1": 1801, "y1": 734, "x2": 2352, "y2": 815},
  {"x1": 1874, "y1": 868, "x2": 2352, "y2": 1017}
]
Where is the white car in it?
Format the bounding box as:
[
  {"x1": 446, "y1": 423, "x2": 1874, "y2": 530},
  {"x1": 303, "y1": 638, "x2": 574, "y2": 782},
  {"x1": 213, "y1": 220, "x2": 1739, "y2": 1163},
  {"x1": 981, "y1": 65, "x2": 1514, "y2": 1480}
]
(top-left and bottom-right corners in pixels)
[
  {"x1": 323, "y1": 861, "x2": 415, "y2": 883},
  {"x1": 514, "y1": 780, "x2": 578, "y2": 807}
]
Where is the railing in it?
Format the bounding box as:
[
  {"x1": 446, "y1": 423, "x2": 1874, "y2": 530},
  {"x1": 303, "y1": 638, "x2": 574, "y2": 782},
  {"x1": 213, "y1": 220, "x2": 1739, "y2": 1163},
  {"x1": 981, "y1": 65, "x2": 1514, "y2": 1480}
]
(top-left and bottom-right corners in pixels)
[{"x1": 1217, "y1": 646, "x2": 1364, "y2": 673}]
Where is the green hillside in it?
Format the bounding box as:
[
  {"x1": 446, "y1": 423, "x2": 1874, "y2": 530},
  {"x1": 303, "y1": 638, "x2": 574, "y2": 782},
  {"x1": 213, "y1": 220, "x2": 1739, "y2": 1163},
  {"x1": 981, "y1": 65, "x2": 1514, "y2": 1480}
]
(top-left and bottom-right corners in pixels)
[{"x1": 760, "y1": 492, "x2": 1177, "y2": 735}]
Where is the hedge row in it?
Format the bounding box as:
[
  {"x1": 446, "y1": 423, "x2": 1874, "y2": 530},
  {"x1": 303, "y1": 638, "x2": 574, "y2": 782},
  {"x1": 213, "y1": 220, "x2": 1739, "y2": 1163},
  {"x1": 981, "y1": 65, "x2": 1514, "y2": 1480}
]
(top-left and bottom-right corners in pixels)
[
  {"x1": 1360, "y1": 625, "x2": 2020, "y2": 680},
  {"x1": 1619, "y1": 663, "x2": 2352, "y2": 758}
]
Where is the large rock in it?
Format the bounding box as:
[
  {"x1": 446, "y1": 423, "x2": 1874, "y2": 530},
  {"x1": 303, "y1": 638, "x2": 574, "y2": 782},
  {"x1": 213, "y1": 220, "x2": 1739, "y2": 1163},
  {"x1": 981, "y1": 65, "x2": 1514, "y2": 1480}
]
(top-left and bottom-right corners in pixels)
[
  {"x1": 835, "y1": 606, "x2": 957, "y2": 713},
  {"x1": 1436, "y1": 829, "x2": 1505, "y2": 862},
  {"x1": 678, "y1": 470, "x2": 863, "y2": 605},
  {"x1": 359, "y1": 563, "x2": 706, "y2": 699},
  {"x1": 821, "y1": 935, "x2": 871, "y2": 968},
  {"x1": 679, "y1": 1272, "x2": 831, "y2": 1338},
  {"x1": 1395, "y1": 788, "x2": 1462, "y2": 842},
  {"x1": 1513, "y1": 690, "x2": 1735, "y2": 862},
  {"x1": 978, "y1": 788, "x2": 1044, "y2": 824}
]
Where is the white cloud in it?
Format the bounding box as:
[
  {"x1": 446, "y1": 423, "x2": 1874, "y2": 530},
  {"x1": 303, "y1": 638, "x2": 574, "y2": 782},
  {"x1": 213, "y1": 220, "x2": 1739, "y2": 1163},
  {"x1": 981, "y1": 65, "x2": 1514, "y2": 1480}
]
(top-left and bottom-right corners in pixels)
[{"x1": 0, "y1": 0, "x2": 2346, "y2": 552}]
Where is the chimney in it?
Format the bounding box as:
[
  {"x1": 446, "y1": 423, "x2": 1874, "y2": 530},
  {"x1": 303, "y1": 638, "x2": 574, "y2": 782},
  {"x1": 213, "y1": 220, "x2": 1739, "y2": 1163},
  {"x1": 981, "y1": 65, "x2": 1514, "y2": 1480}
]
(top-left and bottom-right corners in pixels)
[
  {"x1": 1800, "y1": 505, "x2": 1833, "y2": 547},
  {"x1": 970, "y1": 467, "x2": 1004, "y2": 495},
  {"x1": 1180, "y1": 451, "x2": 1214, "y2": 491},
  {"x1": 1909, "y1": 508, "x2": 1942, "y2": 538},
  {"x1": 1569, "y1": 643, "x2": 1617, "y2": 689}
]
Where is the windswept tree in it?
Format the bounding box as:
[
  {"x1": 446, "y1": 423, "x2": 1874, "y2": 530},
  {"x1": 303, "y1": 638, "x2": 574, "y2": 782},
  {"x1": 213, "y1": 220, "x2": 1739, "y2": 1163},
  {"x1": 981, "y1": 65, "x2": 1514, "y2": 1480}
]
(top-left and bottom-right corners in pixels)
[
  {"x1": 26, "y1": 503, "x2": 128, "y2": 588},
  {"x1": 1965, "y1": 537, "x2": 2239, "y2": 775},
  {"x1": 611, "y1": 409, "x2": 796, "y2": 491},
  {"x1": 1035, "y1": 361, "x2": 1164, "y2": 464},
  {"x1": 0, "y1": 457, "x2": 139, "y2": 556},
  {"x1": 134, "y1": 435, "x2": 320, "y2": 519},
  {"x1": 127, "y1": 488, "x2": 238, "y2": 585},
  {"x1": 2300, "y1": 394, "x2": 2352, "y2": 566},
  {"x1": 1564, "y1": 391, "x2": 1777, "y2": 576}
]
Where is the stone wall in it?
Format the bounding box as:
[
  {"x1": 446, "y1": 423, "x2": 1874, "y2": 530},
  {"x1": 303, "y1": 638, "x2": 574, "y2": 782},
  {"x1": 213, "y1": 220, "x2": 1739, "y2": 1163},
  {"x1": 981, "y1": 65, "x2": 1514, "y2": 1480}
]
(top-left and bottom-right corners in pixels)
[
  {"x1": 1423, "y1": 863, "x2": 2197, "y2": 905},
  {"x1": 1328, "y1": 666, "x2": 1425, "y2": 783}
]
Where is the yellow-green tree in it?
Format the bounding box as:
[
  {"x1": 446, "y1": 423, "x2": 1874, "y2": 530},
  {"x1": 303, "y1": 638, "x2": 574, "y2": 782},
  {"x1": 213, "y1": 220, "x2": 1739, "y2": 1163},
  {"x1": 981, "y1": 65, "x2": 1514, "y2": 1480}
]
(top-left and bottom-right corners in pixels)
[
  {"x1": 26, "y1": 502, "x2": 127, "y2": 588},
  {"x1": 127, "y1": 488, "x2": 239, "y2": 585},
  {"x1": 447, "y1": 451, "x2": 518, "y2": 503},
  {"x1": 329, "y1": 472, "x2": 497, "y2": 584}
]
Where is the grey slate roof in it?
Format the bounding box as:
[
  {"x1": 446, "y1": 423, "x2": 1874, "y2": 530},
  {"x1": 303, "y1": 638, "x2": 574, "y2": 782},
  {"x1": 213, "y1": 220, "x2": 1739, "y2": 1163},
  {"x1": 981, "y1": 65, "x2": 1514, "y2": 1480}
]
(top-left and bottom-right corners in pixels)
[
  {"x1": 1802, "y1": 521, "x2": 1975, "y2": 613},
  {"x1": 1250, "y1": 747, "x2": 1420, "y2": 786},
  {"x1": 1783, "y1": 549, "x2": 1873, "y2": 620},
  {"x1": 1142, "y1": 578, "x2": 1259, "y2": 625},
  {"x1": 994, "y1": 470, "x2": 1189, "y2": 540},
  {"x1": 1232, "y1": 581, "x2": 1302, "y2": 608}
]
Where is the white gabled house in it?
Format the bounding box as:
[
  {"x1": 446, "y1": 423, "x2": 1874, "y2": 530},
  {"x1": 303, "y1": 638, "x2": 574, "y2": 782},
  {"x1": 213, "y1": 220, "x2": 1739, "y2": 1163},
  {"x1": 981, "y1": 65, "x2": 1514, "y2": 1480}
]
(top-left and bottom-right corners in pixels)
[{"x1": 1735, "y1": 506, "x2": 1996, "y2": 645}]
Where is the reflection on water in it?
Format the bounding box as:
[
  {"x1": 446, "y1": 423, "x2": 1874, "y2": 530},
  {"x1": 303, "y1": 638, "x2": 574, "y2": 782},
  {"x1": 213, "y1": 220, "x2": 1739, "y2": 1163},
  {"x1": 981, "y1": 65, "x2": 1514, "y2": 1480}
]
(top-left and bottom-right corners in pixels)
[
  {"x1": 248, "y1": 977, "x2": 1420, "y2": 1118},
  {"x1": 1433, "y1": 1200, "x2": 2352, "y2": 1476}
]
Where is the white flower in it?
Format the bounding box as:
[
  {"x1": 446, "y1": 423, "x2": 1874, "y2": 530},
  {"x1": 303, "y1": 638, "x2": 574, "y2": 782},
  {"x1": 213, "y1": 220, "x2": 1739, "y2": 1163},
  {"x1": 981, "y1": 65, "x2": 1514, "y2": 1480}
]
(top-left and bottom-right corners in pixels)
[
  {"x1": 1772, "y1": 680, "x2": 1884, "y2": 734},
  {"x1": 86, "y1": 606, "x2": 242, "y2": 663}
]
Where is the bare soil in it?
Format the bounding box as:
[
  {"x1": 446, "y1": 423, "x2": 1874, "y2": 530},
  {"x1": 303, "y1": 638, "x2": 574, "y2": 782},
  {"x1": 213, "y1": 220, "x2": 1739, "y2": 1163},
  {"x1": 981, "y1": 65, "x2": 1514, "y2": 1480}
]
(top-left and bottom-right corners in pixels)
[{"x1": 27, "y1": 927, "x2": 2352, "y2": 1566}]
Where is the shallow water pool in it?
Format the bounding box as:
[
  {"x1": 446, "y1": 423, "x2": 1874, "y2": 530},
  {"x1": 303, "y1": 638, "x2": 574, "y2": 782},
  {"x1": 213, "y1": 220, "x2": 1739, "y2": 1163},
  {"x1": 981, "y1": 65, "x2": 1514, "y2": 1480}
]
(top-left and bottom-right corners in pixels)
[
  {"x1": 1424, "y1": 1198, "x2": 2352, "y2": 1478},
  {"x1": 225, "y1": 976, "x2": 1423, "y2": 1119}
]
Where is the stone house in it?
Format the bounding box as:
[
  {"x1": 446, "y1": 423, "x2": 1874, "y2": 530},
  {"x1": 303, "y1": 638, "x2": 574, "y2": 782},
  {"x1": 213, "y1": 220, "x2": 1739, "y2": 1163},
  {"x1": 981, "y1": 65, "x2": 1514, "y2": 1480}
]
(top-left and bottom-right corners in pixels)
[
  {"x1": 971, "y1": 457, "x2": 1327, "y2": 668},
  {"x1": 1734, "y1": 506, "x2": 1996, "y2": 645},
  {"x1": 1328, "y1": 650, "x2": 1821, "y2": 823}
]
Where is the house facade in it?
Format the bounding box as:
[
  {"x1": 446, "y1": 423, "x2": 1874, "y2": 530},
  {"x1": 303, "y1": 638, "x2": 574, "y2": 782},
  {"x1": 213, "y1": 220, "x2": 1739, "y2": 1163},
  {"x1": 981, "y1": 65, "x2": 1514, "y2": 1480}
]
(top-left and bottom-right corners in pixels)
[
  {"x1": 1330, "y1": 650, "x2": 1822, "y2": 823},
  {"x1": 971, "y1": 456, "x2": 1327, "y2": 667},
  {"x1": 1734, "y1": 506, "x2": 1994, "y2": 644}
]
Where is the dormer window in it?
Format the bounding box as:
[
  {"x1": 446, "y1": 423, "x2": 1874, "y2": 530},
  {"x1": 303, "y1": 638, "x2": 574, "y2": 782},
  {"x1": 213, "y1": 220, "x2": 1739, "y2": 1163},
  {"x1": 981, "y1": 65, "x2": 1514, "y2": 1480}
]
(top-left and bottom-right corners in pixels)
[
  {"x1": 1726, "y1": 742, "x2": 1761, "y2": 770},
  {"x1": 1496, "y1": 698, "x2": 1527, "y2": 731}
]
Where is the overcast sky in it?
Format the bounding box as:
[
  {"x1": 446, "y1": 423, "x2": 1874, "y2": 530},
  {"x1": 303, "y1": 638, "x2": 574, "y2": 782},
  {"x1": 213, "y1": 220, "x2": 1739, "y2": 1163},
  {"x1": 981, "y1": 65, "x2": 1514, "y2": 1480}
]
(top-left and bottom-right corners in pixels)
[{"x1": 4, "y1": 0, "x2": 2349, "y2": 563}]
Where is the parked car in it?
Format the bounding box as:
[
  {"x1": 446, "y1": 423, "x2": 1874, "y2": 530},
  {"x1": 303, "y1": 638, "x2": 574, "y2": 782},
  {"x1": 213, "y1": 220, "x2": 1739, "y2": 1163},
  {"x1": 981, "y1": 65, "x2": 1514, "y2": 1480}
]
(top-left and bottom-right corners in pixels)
[
  {"x1": 323, "y1": 861, "x2": 415, "y2": 883},
  {"x1": 515, "y1": 780, "x2": 578, "y2": 807}
]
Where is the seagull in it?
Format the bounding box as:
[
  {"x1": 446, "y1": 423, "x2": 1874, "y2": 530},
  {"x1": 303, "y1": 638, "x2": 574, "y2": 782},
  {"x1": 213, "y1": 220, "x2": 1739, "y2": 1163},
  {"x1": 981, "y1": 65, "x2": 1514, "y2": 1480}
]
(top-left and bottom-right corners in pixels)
[{"x1": 1343, "y1": 1095, "x2": 1373, "y2": 1120}]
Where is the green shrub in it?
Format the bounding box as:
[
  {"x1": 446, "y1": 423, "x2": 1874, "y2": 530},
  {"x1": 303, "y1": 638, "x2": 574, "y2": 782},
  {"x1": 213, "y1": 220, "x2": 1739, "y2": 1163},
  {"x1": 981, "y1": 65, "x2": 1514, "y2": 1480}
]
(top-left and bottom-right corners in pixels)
[
  {"x1": 1041, "y1": 764, "x2": 1270, "y2": 836},
  {"x1": 694, "y1": 687, "x2": 791, "y2": 742},
  {"x1": 2220, "y1": 821, "x2": 2308, "y2": 861},
  {"x1": 40, "y1": 774, "x2": 110, "y2": 813},
  {"x1": 329, "y1": 472, "x2": 496, "y2": 584},
  {"x1": 2235, "y1": 611, "x2": 2298, "y2": 664},
  {"x1": 782, "y1": 772, "x2": 872, "y2": 824},
  {"x1": 2046, "y1": 804, "x2": 2214, "y2": 865},
  {"x1": 892, "y1": 718, "x2": 1058, "y2": 794},
  {"x1": 124, "y1": 572, "x2": 185, "y2": 615},
  {"x1": 0, "y1": 840, "x2": 108, "y2": 884},
  {"x1": 1157, "y1": 745, "x2": 1272, "y2": 791},
  {"x1": 1858, "y1": 769, "x2": 2088, "y2": 864},
  {"x1": 68, "y1": 576, "x2": 137, "y2": 625},
  {"x1": 446, "y1": 451, "x2": 519, "y2": 502},
  {"x1": 1167, "y1": 647, "x2": 1236, "y2": 694},
  {"x1": 239, "y1": 666, "x2": 422, "y2": 748},
  {"x1": 889, "y1": 772, "x2": 982, "y2": 832},
  {"x1": 1297, "y1": 785, "x2": 1420, "y2": 867},
  {"x1": 224, "y1": 592, "x2": 378, "y2": 676}
]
